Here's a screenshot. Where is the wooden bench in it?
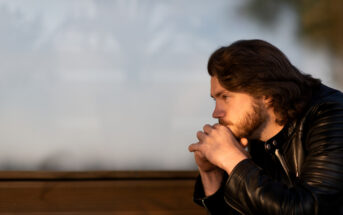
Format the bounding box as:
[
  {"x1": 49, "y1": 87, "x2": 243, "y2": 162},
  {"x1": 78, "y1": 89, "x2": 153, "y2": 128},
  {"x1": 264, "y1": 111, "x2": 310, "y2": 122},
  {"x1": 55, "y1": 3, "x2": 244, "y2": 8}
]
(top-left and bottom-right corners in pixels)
[{"x1": 0, "y1": 171, "x2": 206, "y2": 214}]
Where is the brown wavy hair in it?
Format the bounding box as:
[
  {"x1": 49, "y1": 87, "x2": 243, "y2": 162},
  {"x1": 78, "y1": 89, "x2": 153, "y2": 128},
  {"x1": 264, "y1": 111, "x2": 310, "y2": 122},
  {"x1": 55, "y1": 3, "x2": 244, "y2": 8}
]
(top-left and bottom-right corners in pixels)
[{"x1": 208, "y1": 39, "x2": 321, "y2": 125}]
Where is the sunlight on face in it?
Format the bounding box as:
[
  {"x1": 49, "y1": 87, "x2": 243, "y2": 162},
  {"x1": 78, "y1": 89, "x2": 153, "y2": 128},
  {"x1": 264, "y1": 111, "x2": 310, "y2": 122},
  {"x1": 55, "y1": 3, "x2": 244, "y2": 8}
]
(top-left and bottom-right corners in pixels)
[{"x1": 210, "y1": 76, "x2": 268, "y2": 139}]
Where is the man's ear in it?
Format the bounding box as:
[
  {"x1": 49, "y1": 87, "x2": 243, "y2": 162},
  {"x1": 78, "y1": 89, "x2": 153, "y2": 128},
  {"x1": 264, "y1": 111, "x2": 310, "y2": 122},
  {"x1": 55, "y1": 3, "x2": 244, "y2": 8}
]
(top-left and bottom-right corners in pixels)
[{"x1": 262, "y1": 96, "x2": 273, "y2": 108}]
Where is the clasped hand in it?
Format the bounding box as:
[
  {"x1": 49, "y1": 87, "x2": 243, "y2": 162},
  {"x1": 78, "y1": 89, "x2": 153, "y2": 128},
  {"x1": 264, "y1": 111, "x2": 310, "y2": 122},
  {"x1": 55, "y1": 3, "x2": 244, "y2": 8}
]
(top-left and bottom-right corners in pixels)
[{"x1": 188, "y1": 123, "x2": 249, "y2": 174}]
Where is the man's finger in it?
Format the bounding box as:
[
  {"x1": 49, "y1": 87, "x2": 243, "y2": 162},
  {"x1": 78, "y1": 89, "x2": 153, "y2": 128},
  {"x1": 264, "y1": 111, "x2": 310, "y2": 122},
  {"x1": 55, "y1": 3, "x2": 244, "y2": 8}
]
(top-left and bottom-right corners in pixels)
[
  {"x1": 194, "y1": 150, "x2": 204, "y2": 156},
  {"x1": 220, "y1": 124, "x2": 235, "y2": 135},
  {"x1": 203, "y1": 124, "x2": 213, "y2": 134},
  {"x1": 196, "y1": 131, "x2": 206, "y2": 141},
  {"x1": 188, "y1": 143, "x2": 201, "y2": 152}
]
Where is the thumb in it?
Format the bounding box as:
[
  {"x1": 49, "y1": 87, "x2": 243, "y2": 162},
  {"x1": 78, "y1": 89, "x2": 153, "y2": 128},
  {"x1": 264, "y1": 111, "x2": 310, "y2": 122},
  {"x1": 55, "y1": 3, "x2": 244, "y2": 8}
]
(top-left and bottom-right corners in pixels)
[
  {"x1": 240, "y1": 138, "x2": 249, "y2": 147},
  {"x1": 188, "y1": 143, "x2": 200, "y2": 152}
]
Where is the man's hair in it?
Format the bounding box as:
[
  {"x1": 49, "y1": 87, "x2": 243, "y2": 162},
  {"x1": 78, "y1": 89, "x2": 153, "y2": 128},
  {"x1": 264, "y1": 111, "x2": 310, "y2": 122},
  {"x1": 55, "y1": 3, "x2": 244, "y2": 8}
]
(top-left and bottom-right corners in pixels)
[{"x1": 208, "y1": 39, "x2": 321, "y2": 125}]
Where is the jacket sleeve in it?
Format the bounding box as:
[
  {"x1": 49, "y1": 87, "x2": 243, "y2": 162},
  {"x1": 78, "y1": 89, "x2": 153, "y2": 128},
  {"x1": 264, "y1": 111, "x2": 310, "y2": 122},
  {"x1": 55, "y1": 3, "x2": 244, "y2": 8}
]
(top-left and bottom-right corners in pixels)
[
  {"x1": 222, "y1": 102, "x2": 343, "y2": 215},
  {"x1": 193, "y1": 174, "x2": 241, "y2": 215}
]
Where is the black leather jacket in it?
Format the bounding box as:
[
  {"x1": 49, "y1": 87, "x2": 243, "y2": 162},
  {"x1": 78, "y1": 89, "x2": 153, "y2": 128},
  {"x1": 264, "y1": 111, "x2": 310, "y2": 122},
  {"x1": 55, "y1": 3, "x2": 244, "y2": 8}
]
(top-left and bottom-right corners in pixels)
[{"x1": 193, "y1": 84, "x2": 343, "y2": 214}]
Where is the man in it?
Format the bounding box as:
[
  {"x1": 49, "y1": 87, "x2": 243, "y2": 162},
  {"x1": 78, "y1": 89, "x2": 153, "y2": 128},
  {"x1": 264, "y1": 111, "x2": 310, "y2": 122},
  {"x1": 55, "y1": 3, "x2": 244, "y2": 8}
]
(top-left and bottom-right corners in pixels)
[{"x1": 188, "y1": 39, "x2": 343, "y2": 214}]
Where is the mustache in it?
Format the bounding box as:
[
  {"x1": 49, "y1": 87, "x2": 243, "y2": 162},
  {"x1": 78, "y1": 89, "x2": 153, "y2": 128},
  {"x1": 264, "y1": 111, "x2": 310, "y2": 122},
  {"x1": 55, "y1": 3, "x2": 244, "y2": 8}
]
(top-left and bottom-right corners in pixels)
[{"x1": 219, "y1": 119, "x2": 232, "y2": 126}]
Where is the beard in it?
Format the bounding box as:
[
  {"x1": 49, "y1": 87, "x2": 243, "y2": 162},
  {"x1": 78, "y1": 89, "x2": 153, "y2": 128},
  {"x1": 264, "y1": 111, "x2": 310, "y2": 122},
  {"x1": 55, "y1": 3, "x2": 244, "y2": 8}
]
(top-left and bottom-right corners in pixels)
[{"x1": 219, "y1": 99, "x2": 267, "y2": 139}]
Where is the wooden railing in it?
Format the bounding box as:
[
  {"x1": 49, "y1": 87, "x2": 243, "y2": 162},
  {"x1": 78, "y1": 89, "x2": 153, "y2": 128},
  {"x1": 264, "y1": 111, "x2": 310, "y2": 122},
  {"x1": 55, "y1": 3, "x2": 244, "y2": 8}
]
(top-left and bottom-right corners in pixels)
[{"x1": 0, "y1": 171, "x2": 205, "y2": 214}]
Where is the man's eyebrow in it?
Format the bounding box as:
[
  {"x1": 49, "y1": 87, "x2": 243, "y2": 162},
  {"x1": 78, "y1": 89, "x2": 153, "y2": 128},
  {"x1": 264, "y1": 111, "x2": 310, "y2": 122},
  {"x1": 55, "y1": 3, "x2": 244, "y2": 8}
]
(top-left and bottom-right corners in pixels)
[{"x1": 211, "y1": 91, "x2": 225, "y2": 98}]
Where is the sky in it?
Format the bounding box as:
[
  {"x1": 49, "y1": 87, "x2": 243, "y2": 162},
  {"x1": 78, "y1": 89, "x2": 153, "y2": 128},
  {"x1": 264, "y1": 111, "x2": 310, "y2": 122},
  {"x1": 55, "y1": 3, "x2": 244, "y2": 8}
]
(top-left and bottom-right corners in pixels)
[{"x1": 0, "y1": 0, "x2": 336, "y2": 170}]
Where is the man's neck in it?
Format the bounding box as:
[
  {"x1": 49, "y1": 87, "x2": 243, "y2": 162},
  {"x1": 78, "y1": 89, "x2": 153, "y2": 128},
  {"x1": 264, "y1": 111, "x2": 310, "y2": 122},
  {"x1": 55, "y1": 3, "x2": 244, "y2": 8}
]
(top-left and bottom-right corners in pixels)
[
  {"x1": 259, "y1": 122, "x2": 284, "y2": 142},
  {"x1": 258, "y1": 108, "x2": 284, "y2": 142}
]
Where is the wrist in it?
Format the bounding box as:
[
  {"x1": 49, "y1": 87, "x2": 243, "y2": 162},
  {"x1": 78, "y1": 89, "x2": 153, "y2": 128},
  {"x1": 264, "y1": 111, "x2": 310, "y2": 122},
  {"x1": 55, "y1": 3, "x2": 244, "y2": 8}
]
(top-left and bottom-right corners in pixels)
[
  {"x1": 199, "y1": 168, "x2": 225, "y2": 196},
  {"x1": 221, "y1": 154, "x2": 248, "y2": 174}
]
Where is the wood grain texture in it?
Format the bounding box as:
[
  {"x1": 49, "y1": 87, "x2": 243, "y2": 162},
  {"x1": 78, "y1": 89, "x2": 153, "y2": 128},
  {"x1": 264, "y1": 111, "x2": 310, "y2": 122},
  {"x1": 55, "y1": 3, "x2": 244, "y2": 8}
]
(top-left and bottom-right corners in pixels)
[
  {"x1": 0, "y1": 171, "x2": 206, "y2": 215},
  {"x1": 0, "y1": 171, "x2": 199, "y2": 180}
]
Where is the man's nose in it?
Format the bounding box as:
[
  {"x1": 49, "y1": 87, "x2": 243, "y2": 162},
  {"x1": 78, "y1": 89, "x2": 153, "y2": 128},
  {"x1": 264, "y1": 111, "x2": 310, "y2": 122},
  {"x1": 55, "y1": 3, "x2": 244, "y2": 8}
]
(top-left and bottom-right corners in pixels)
[{"x1": 212, "y1": 104, "x2": 225, "y2": 119}]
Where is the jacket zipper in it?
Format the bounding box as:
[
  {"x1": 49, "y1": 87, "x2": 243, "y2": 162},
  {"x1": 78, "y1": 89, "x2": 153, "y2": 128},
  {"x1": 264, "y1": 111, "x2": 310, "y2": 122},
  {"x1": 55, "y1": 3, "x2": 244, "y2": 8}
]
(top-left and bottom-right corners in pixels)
[
  {"x1": 201, "y1": 199, "x2": 211, "y2": 214},
  {"x1": 275, "y1": 149, "x2": 293, "y2": 186}
]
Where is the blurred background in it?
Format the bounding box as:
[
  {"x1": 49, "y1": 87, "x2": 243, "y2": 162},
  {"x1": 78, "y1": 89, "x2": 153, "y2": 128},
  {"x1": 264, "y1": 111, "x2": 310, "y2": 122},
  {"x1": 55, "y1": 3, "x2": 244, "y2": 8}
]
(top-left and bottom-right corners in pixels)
[{"x1": 0, "y1": 0, "x2": 342, "y2": 170}]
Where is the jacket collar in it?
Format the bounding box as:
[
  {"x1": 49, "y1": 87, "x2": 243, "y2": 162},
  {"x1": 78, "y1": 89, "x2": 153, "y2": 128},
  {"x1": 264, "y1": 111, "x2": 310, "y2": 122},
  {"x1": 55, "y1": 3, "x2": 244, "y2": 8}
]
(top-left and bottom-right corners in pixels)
[{"x1": 263, "y1": 121, "x2": 296, "y2": 153}]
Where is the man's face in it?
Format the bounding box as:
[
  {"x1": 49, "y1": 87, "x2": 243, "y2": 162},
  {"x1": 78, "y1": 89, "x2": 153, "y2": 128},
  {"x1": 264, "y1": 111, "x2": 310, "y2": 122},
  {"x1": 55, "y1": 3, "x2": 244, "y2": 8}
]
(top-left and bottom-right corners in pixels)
[{"x1": 210, "y1": 76, "x2": 268, "y2": 139}]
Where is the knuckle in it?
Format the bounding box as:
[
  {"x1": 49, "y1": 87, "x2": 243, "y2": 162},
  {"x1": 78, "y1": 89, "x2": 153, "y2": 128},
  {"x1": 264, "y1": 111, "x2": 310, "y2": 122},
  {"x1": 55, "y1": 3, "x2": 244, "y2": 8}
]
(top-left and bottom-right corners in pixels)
[
  {"x1": 204, "y1": 127, "x2": 212, "y2": 135},
  {"x1": 203, "y1": 124, "x2": 211, "y2": 130},
  {"x1": 196, "y1": 131, "x2": 204, "y2": 139}
]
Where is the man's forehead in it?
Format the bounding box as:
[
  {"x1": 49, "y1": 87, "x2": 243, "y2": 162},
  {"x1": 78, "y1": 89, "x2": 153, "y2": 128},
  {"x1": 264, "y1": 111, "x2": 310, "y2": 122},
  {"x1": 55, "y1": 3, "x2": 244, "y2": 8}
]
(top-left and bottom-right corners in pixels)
[{"x1": 211, "y1": 76, "x2": 228, "y2": 95}]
